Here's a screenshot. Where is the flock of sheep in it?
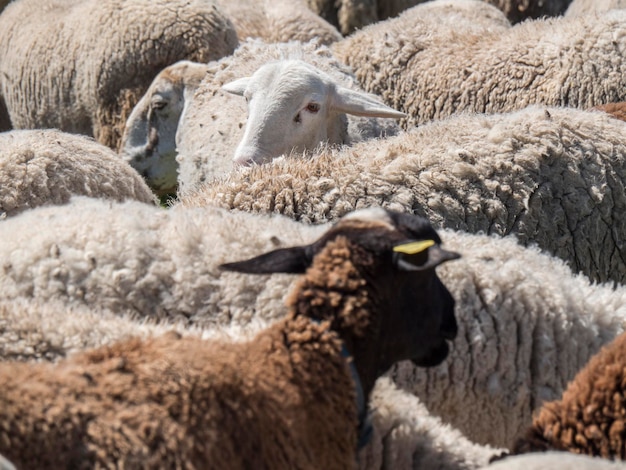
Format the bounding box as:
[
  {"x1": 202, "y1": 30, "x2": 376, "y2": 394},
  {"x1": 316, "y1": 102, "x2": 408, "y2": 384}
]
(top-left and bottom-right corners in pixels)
[{"x1": 1, "y1": 0, "x2": 626, "y2": 468}]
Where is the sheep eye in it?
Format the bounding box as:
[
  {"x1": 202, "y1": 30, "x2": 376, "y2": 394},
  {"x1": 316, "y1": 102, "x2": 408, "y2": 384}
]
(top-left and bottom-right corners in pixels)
[
  {"x1": 306, "y1": 103, "x2": 320, "y2": 113},
  {"x1": 294, "y1": 113, "x2": 301, "y2": 124},
  {"x1": 151, "y1": 100, "x2": 167, "y2": 110}
]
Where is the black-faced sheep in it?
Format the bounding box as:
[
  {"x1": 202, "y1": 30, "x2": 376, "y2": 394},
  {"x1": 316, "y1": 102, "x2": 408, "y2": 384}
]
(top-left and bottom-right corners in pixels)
[
  {"x1": 0, "y1": 129, "x2": 157, "y2": 218},
  {"x1": 332, "y1": 0, "x2": 626, "y2": 128},
  {"x1": 511, "y1": 331, "x2": 626, "y2": 460},
  {"x1": 0, "y1": 0, "x2": 238, "y2": 150},
  {"x1": 0, "y1": 206, "x2": 460, "y2": 468}
]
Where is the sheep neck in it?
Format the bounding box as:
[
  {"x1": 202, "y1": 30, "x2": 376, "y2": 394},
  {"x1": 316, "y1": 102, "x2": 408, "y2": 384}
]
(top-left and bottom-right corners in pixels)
[{"x1": 284, "y1": 236, "x2": 380, "y2": 401}]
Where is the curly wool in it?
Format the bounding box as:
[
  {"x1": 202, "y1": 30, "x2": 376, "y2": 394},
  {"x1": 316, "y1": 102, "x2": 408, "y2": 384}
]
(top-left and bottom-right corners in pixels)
[
  {"x1": 3, "y1": 195, "x2": 626, "y2": 450},
  {"x1": 481, "y1": 452, "x2": 624, "y2": 470},
  {"x1": 0, "y1": 197, "x2": 327, "y2": 327},
  {"x1": 0, "y1": 129, "x2": 157, "y2": 218},
  {"x1": 307, "y1": 0, "x2": 571, "y2": 34},
  {"x1": 513, "y1": 332, "x2": 626, "y2": 459},
  {"x1": 0, "y1": 0, "x2": 238, "y2": 150},
  {"x1": 388, "y1": 228, "x2": 626, "y2": 449},
  {"x1": 0, "y1": 328, "x2": 356, "y2": 469},
  {"x1": 592, "y1": 102, "x2": 626, "y2": 122},
  {"x1": 565, "y1": 0, "x2": 626, "y2": 16},
  {"x1": 359, "y1": 378, "x2": 504, "y2": 469},
  {"x1": 332, "y1": 1, "x2": 626, "y2": 128},
  {"x1": 218, "y1": 0, "x2": 341, "y2": 45},
  {"x1": 181, "y1": 105, "x2": 626, "y2": 285}
]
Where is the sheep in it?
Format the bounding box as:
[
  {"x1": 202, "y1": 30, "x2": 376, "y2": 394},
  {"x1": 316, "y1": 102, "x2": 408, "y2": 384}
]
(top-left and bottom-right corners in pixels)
[
  {"x1": 4, "y1": 194, "x2": 626, "y2": 450},
  {"x1": 179, "y1": 105, "x2": 626, "y2": 285},
  {"x1": 0, "y1": 206, "x2": 461, "y2": 469},
  {"x1": 565, "y1": 0, "x2": 626, "y2": 16},
  {"x1": 359, "y1": 377, "x2": 504, "y2": 469},
  {"x1": 331, "y1": 0, "x2": 626, "y2": 128},
  {"x1": 0, "y1": 129, "x2": 157, "y2": 219},
  {"x1": 386, "y1": 227, "x2": 626, "y2": 449},
  {"x1": 0, "y1": 301, "x2": 505, "y2": 470},
  {"x1": 0, "y1": 301, "x2": 508, "y2": 469},
  {"x1": 217, "y1": 0, "x2": 341, "y2": 45},
  {"x1": 0, "y1": 0, "x2": 238, "y2": 151},
  {"x1": 0, "y1": 303, "x2": 505, "y2": 470},
  {"x1": 175, "y1": 39, "x2": 405, "y2": 190},
  {"x1": 306, "y1": 0, "x2": 572, "y2": 34},
  {"x1": 0, "y1": 196, "x2": 328, "y2": 326},
  {"x1": 511, "y1": 330, "x2": 626, "y2": 460},
  {"x1": 481, "y1": 452, "x2": 624, "y2": 469},
  {"x1": 120, "y1": 61, "x2": 211, "y2": 195}
]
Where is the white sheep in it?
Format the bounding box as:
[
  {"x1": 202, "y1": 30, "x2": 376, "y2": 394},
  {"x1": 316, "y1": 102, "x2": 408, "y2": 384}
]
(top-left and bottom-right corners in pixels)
[
  {"x1": 175, "y1": 39, "x2": 405, "y2": 190},
  {"x1": 0, "y1": 129, "x2": 157, "y2": 218},
  {"x1": 359, "y1": 377, "x2": 504, "y2": 469},
  {"x1": 391, "y1": 227, "x2": 626, "y2": 449},
  {"x1": 481, "y1": 452, "x2": 624, "y2": 469},
  {"x1": 180, "y1": 105, "x2": 626, "y2": 285},
  {"x1": 0, "y1": 196, "x2": 326, "y2": 326},
  {"x1": 0, "y1": 0, "x2": 238, "y2": 150},
  {"x1": 306, "y1": 0, "x2": 572, "y2": 34},
  {"x1": 4, "y1": 195, "x2": 626, "y2": 451},
  {"x1": 120, "y1": 61, "x2": 211, "y2": 195},
  {"x1": 217, "y1": 0, "x2": 341, "y2": 45},
  {"x1": 565, "y1": 0, "x2": 626, "y2": 16},
  {"x1": 0, "y1": 206, "x2": 461, "y2": 468},
  {"x1": 332, "y1": 0, "x2": 626, "y2": 128}
]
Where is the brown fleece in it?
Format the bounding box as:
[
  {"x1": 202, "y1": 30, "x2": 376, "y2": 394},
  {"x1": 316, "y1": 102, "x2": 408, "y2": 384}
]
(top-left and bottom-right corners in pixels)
[
  {"x1": 513, "y1": 331, "x2": 626, "y2": 459},
  {"x1": 0, "y1": 238, "x2": 368, "y2": 469},
  {"x1": 592, "y1": 102, "x2": 626, "y2": 123}
]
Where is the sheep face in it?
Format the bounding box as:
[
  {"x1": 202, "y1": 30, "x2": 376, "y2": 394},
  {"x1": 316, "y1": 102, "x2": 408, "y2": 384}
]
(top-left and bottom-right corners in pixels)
[
  {"x1": 222, "y1": 60, "x2": 405, "y2": 166},
  {"x1": 221, "y1": 207, "x2": 459, "y2": 379},
  {"x1": 120, "y1": 61, "x2": 208, "y2": 195}
]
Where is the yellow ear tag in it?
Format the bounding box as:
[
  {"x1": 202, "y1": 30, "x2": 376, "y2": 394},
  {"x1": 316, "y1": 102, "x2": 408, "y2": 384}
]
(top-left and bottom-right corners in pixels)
[{"x1": 393, "y1": 239, "x2": 435, "y2": 255}]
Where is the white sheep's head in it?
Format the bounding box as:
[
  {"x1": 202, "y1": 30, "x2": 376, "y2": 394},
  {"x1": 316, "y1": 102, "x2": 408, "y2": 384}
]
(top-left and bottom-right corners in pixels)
[
  {"x1": 120, "y1": 61, "x2": 209, "y2": 195},
  {"x1": 220, "y1": 207, "x2": 460, "y2": 389},
  {"x1": 222, "y1": 60, "x2": 406, "y2": 166}
]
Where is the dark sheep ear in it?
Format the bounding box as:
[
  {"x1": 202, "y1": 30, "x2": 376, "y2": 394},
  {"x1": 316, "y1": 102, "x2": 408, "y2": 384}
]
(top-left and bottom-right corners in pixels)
[{"x1": 219, "y1": 246, "x2": 311, "y2": 274}]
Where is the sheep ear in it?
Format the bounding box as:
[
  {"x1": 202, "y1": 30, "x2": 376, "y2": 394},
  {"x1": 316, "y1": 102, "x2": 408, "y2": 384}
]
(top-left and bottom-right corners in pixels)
[
  {"x1": 219, "y1": 246, "x2": 310, "y2": 274},
  {"x1": 222, "y1": 77, "x2": 250, "y2": 96},
  {"x1": 330, "y1": 86, "x2": 406, "y2": 119}
]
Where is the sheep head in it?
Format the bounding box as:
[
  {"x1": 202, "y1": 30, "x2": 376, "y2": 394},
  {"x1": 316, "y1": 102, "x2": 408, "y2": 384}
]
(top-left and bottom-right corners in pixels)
[
  {"x1": 222, "y1": 59, "x2": 406, "y2": 166},
  {"x1": 120, "y1": 61, "x2": 209, "y2": 195},
  {"x1": 220, "y1": 207, "x2": 459, "y2": 395}
]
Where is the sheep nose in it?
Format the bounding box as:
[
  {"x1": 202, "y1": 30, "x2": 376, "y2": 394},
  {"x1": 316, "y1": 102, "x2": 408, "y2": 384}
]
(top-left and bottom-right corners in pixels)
[
  {"x1": 233, "y1": 157, "x2": 253, "y2": 167},
  {"x1": 232, "y1": 145, "x2": 259, "y2": 166}
]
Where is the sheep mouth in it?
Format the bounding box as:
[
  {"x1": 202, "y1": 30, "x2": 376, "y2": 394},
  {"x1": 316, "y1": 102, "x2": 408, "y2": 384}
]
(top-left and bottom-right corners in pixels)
[{"x1": 411, "y1": 341, "x2": 449, "y2": 368}]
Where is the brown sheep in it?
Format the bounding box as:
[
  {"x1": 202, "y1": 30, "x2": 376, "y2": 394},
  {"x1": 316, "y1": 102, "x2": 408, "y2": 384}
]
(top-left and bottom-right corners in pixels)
[
  {"x1": 512, "y1": 331, "x2": 626, "y2": 459},
  {"x1": 0, "y1": 207, "x2": 459, "y2": 468}
]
